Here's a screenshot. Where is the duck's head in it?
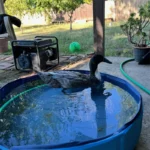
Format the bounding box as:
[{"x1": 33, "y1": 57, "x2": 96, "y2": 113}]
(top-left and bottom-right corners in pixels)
[{"x1": 89, "y1": 54, "x2": 112, "y2": 78}]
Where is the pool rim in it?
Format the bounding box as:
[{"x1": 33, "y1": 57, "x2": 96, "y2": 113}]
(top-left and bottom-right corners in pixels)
[{"x1": 0, "y1": 70, "x2": 142, "y2": 149}]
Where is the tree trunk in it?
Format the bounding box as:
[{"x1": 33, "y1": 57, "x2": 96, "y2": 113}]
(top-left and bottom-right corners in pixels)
[
  {"x1": 69, "y1": 11, "x2": 73, "y2": 31},
  {"x1": 93, "y1": 0, "x2": 105, "y2": 56},
  {"x1": 70, "y1": 16, "x2": 72, "y2": 31}
]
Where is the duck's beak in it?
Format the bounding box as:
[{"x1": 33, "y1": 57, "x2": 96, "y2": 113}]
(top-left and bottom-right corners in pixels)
[{"x1": 103, "y1": 57, "x2": 112, "y2": 64}]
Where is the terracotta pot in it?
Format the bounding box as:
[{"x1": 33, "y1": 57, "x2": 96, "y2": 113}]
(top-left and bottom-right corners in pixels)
[
  {"x1": 0, "y1": 38, "x2": 8, "y2": 53},
  {"x1": 133, "y1": 47, "x2": 150, "y2": 64}
]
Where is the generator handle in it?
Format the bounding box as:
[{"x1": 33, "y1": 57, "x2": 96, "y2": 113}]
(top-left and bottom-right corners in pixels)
[
  {"x1": 11, "y1": 40, "x2": 38, "y2": 47},
  {"x1": 34, "y1": 36, "x2": 58, "y2": 43}
]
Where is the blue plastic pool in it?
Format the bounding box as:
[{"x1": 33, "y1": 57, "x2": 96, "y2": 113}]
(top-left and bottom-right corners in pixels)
[{"x1": 0, "y1": 70, "x2": 143, "y2": 150}]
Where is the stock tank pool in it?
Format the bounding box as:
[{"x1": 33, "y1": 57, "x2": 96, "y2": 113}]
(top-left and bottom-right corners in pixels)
[{"x1": 0, "y1": 70, "x2": 142, "y2": 150}]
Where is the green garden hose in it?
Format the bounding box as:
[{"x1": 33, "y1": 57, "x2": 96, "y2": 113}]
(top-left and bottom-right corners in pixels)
[
  {"x1": 120, "y1": 58, "x2": 150, "y2": 95},
  {"x1": 0, "y1": 84, "x2": 46, "y2": 113}
]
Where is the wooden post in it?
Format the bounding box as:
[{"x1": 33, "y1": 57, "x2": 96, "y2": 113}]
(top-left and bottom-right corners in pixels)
[{"x1": 93, "y1": 0, "x2": 105, "y2": 56}]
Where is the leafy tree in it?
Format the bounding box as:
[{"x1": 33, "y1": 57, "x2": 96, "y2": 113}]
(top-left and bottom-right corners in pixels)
[
  {"x1": 27, "y1": 0, "x2": 85, "y2": 30},
  {"x1": 26, "y1": 0, "x2": 51, "y2": 23},
  {"x1": 62, "y1": 0, "x2": 84, "y2": 31},
  {"x1": 4, "y1": 0, "x2": 29, "y2": 18},
  {"x1": 5, "y1": 0, "x2": 92, "y2": 28},
  {"x1": 26, "y1": 0, "x2": 63, "y2": 24}
]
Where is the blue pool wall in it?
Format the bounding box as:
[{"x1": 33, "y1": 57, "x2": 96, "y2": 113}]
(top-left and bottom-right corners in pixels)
[{"x1": 0, "y1": 70, "x2": 143, "y2": 150}]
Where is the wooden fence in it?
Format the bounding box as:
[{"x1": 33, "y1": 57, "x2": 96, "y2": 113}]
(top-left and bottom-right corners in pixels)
[{"x1": 53, "y1": 2, "x2": 116, "y2": 23}]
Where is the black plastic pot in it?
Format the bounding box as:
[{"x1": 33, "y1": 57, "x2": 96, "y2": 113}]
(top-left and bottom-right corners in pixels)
[{"x1": 133, "y1": 47, "x2": 150, "y2": 64}]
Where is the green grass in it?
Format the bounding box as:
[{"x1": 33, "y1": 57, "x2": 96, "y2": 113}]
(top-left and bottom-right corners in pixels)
[
  {"x1": 3, "y1": 22, "x2": 133, "y2": 57},
  {"x1": 105, "y1": 22, "x2": 133, "y2": 57}
]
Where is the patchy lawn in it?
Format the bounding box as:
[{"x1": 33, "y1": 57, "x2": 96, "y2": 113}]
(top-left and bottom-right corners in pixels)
[{"x1": 4, "y1": 22, "x2": 133, "y2": 56}]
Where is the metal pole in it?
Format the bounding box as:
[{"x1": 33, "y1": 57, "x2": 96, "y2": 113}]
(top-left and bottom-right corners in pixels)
[{"x1": 93, "y1": 0, "x2": 105, "y2": 56}]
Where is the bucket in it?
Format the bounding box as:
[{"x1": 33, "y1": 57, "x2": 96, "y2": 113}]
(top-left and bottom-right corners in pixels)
[{"x1": 133, "y1": 47, "x2": 150, "y2": 63}]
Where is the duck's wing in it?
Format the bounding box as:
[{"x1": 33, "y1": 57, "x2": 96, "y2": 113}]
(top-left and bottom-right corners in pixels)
[
  {"x1": 50, "y1": 71, "x2": 88, "y2": 79},
  {"x1": 37, "y1": 71, "x2": 61, "y2": 88},
  {"x1": 51, "y1": 71, "x2": 90, "y2": 88},
  {"x1": 37, "y1": 71, "x2": 90, "y2": 88}
]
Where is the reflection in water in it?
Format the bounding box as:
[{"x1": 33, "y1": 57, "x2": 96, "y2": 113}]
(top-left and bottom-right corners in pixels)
[
  {"x1": 0, "y1": 82, "x2": 138, "y2": 148},
  {"x1": 91, "y1": 83, "x2": 111, "y2": 138}
]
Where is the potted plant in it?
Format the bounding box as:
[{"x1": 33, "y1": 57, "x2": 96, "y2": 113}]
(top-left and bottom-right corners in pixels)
[{"x1": 120, "y1": 1, "x2": 150, "y2": 64}]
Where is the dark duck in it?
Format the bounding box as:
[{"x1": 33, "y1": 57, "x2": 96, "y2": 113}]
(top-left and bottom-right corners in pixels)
[{"x1": 35, "y1": 54, "x2": 112, "y2": 89}]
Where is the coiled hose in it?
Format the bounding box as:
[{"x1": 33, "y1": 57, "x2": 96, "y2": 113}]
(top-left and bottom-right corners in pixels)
[{"x1": 120, "y1": 58, "x2": 150, "y2": 95}]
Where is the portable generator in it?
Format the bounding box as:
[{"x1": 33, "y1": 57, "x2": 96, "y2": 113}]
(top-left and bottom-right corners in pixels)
[{"x1": 11, "y1": 36, "x2": 59, "y2": 71}]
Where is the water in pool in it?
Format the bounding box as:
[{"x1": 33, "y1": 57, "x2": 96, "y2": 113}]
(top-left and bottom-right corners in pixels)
[{"x1": 0, "y1": 81, "x2": 138, "y2": 148}]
